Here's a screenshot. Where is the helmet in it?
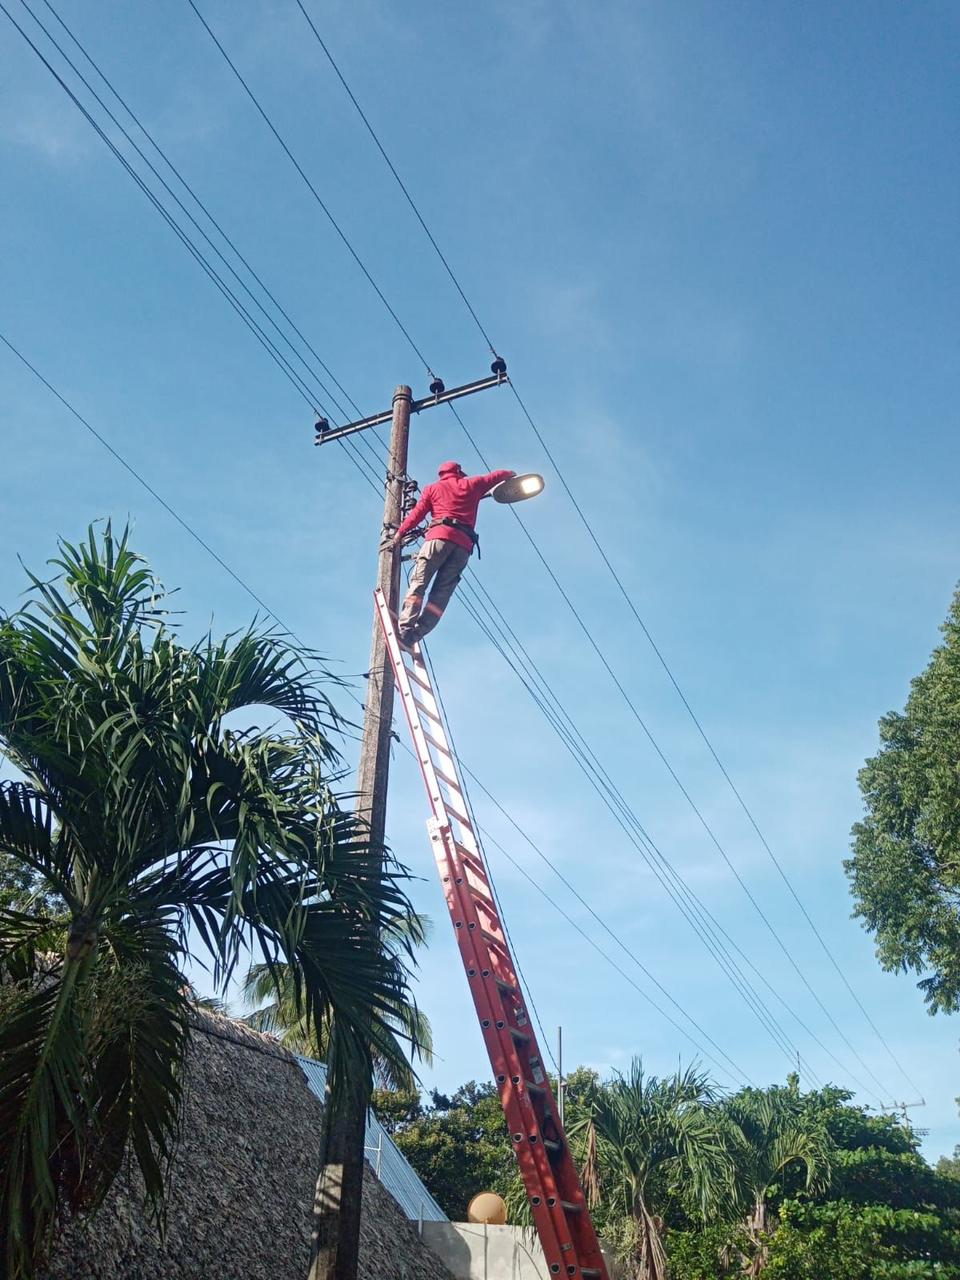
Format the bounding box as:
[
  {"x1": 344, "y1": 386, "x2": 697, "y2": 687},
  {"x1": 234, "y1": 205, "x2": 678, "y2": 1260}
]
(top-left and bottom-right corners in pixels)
[{"x1": 438, "y1": 460, "x2": 463, "y2": 477}]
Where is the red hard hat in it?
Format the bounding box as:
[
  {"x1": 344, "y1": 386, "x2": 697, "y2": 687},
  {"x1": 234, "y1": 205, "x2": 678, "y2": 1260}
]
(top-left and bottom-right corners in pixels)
[{"x1": 438, "y1": 460, "x2": 463, "y2": 476}]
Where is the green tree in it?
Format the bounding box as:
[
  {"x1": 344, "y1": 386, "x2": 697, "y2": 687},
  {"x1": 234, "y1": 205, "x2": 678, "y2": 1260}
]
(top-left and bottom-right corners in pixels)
[
  {"x1": 846, "y1": 587, "x2": 960, "y2": 1013},
  {"x1": 383, "y1": 1080, "x2": 515, "y2": 1219},
  {"x1": 763, "y1": 1199, "x2": 960, "y2": 1280},
  {"x1": 723, "y1": 1082, "x2": 832, "y2": 1273},
  {"x1": 242, "y1": 931, "x2": 434, "y2": 1091},
  {"x1": 576, "y1": 1060, "x2": 734, "y2": 1280},
  {"x1": 0, "y1": 525, "x2": 419, "y2": 1280}
]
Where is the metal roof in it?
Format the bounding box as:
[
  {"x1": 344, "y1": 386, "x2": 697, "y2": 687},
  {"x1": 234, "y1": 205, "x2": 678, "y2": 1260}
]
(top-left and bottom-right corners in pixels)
[{"x1": 295, "y1": 1056, "x2": 447, "y2": 1223}]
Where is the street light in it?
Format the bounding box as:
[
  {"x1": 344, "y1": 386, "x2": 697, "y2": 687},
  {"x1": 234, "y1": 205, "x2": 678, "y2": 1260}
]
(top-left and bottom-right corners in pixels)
[{"x1": 491, "y1": 472, "x2": 545, "y2": 504}]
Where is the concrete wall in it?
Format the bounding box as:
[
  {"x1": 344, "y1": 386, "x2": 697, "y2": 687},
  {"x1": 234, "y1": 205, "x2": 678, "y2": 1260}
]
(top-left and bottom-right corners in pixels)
[
  {"x1": 422, "y1": 1223, "x2": 623, "y2": 1280},
  {"x1": 422, "y1": 1223, "x2": 551, "y2": 1280}
]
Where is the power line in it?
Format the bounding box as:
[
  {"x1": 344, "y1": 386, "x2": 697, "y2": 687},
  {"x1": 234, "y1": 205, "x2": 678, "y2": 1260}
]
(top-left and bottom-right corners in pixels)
[
  {"x1": 186, "y1": 0, "x2": 436, "y2": 380},
  {"x1": 454, "y1": 572, "x2": 903, "y2": 1102},
  {"x1": 13, "y1": 0, "x2": 904, "y2": 1099},
  {"x1": 297, "y1": 6, "x2": 919, "y2": 1096},
  {"x1": 223, "y1": 0, "x2": 880, "y2": 1084},
  {"x1": 0, "y1": 330, "x2": 293, "y2": 618},
  {"x1": 291, "y1": 0, "x2": 500, "y2": 361},
  {"x1": 387, "y1": 693, "x2": 749, "y2": 1087},
  {"x1": 449, "y1": 408, "x2": 891, "y2": 1101},
  {"x1": 420, "y1": 642, "x2": 558, "y2": 1076},
  {"x1": 5, "y1": 4, "x2": 751, "y2": 1085},
  {"x1": 36, "y1": 0, "x2": 376, "y2": 434},
  {"x1": 455, "y1": 576, "x2": 846, "y2": 1096},
  {"x1": 3, "y1": 328, "x2": 756, "y2": 1091},
  {"x1": 179, "y1": 5, "x2": 827, "y2": 1068},
  {"x1": 3, "y1": 0, "x2": 385, "y2": 494}
]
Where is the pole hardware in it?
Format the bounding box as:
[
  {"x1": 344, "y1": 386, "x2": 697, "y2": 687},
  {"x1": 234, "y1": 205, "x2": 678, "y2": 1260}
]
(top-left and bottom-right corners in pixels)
[{"x1": 312, "y1": 367, "x2": 509, "y2": 446}]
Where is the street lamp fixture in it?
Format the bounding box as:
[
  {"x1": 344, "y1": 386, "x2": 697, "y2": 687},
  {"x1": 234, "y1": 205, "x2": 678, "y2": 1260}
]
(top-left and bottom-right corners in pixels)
[{"x1": 491, "y1": 472, "x2": 545, "y2": 504}]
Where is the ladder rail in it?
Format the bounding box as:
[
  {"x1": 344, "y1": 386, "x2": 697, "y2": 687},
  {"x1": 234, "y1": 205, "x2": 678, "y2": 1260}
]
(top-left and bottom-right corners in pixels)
[{"x1": 375, "y1": 589, "x2": 609, "y2": 1280}]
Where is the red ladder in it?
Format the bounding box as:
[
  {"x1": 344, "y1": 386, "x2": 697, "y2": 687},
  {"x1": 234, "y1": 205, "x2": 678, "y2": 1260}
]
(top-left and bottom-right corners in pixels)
[{"x1": 375, "y1": 588, "x2": 609, "y2": 1280}]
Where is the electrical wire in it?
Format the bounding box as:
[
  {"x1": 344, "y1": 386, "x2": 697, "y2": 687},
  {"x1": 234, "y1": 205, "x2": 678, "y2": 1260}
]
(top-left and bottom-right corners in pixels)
[
  {"x1": 454, "y1": 573, "x2": 903, "y2": 1100},
  {"x1": 454, "y1": 576, "x2": 836, "y2": 1093},
  {"x1": 10, "y1": 0, "x2": 905, "y2": 1098},
  {"x1": 178, "y1": 0, "x2": 892, "y2": 1097},
  {"x1": 449, "y1": 407, "x2": 892, "y2": 1101},
  {"x1": 388, "y1": 677, "x2": 749, "y2": 1088},
  {"x1": 2, "y1": 0, "x2": 385, "y2": 495},
  {"x1": 2, "y1": 328, "x2": 758, "y2": 1093},
  {"x1": 197, "y1": 0, "x2": 885, "y2": 1083},
  {"x1": 34, "y1": 0, "x2": 378, "y2": 444},
  {"x1": 296, "y1": 6, "x2": 919, "y2": 1095},
  {"x1": 186, "y1": 0, "x2": 436, "y2": 380},
  {"x1": 420, "y1": 641, "x2": 559, "y2": 1076},
  {"x1": 291, "y1": 0, "x2": 500, "y2": 361},
  {"x1": 176, "y1": 1, "x2": 816, "y2": 1070}
]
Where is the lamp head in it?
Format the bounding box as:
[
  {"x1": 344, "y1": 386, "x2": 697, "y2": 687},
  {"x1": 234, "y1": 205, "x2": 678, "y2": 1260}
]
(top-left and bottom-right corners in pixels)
[{"x1": 491, "y1": 473, "x2": 545, "y2": 504}]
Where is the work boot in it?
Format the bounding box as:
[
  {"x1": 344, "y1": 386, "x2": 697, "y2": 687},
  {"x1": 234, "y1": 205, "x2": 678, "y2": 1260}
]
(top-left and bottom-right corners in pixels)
[{"x1": 398, "y1": 629, "x2": 419, "y2": 653}]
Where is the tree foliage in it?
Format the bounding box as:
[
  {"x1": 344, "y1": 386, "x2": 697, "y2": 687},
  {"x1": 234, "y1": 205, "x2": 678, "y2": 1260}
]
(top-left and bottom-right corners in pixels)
[
  {"x1": 0, "y1": 524, "x2": 420, "y2": 1279},
  {"x1": 376, "y1": 1080, "x2": 516, "y2": 1219},
  {"x1": 379, "y1": 1066, "x2": 960, "y2": 1280},
  {"x1": 846, "y1": 587, "x2": 960, "y2": 1013},
  {"x1": 242, "y1": 930, "x2": 434, "y2": 1091}
]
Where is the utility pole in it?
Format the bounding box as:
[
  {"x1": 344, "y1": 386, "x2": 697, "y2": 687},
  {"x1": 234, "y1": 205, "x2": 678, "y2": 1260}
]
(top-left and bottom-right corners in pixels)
[
  {"x1": 309, "y1": 385, "x2": 410, "y2": 1280},
  {"x1": 308, "y1": 365, "x2": 509, "y2": 1280}
]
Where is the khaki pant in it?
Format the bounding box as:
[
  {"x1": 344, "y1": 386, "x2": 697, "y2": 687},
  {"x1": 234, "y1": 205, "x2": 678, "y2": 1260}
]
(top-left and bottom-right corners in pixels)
[{"x1": 399, "y1": 539, "x2": 472, "y2": 641}]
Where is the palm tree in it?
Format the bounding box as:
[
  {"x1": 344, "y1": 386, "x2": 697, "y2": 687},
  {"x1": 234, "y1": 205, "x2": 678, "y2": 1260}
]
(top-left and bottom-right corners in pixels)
[
  {"x1": 723, "y1": 1085, "x2": 832, "y2": 1274},
  {"x1": 0, "y1": 524, "x2": 420, "y2": 1280},
  {"x1": 242, "y1": 921, "x2": 434, "y2": 1091},
  {"x1": 574, "y1": 1060, "x2": 735, "y2": 1280}
]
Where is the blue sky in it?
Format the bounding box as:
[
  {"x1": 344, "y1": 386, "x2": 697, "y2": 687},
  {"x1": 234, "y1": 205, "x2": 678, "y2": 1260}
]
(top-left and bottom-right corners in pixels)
[{"x1": 2, "y1": 0, "x2": 959, "y2": 1153}]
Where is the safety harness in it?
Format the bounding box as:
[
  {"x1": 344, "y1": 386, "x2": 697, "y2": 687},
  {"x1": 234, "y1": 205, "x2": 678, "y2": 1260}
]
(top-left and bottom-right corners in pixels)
[{"x1": 428, "y1": 517, "x2": 480, "y2": 557}]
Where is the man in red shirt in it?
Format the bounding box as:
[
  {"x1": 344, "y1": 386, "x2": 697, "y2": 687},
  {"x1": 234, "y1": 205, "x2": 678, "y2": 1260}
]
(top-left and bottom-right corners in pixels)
[{"x1": 392, "y1": 461, "x2": 515, "y2": 646}]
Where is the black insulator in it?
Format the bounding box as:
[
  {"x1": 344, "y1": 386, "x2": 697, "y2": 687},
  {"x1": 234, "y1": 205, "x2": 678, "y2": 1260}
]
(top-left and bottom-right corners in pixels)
[
  {"x1": 429, "y1": 377, "x2": 445, "y2": 396},
  {"x1": 314, "y1": 417, "x2": 330, "y2": 436},
  {"x1": 490, "y1": 355, "x2": 507, "y2": 376}
]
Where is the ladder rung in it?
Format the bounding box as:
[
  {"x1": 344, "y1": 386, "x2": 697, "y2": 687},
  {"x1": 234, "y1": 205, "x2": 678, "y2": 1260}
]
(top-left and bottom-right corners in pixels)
[
  {"x1": 412, "y1": 695, "x2": 441, "y2": 723},
  {"x1": 525, "y1": 1080, "x2": 546, "y2": 1095},
  {"x1": 402, "y1": 661, "x2": 432, "y2": 691},
  {"x1": 510, "y1": 1027, "x2": 531, "y2": 1045},
  {"x1": 435, "y1": 761, "x2": 463, "y2": 792},
  {"x1": 457, "y1": 847, "x2": 486, "y2": 876},
  {"x1": 560, "y1": 1200, "x2": 582, "y2": 1213},
  {"x1": 422, "y1": 726, "x2": 453, "y2": 759},
  {"x1": 582, "y1": 1270, "x2": 602, "y2": 1278},
  {"x1": 543, "y1": 1138, "x2": 562, "y2": 1153},
  {"x1": 445, "y1": 801, "x2": 474, "y2": 831},
  {"x1": 481, "y1": 929, "x2": 510, "y2": 954},
  {"x1": 494, "y1": 977, "x2": 518, "y2": 995}
]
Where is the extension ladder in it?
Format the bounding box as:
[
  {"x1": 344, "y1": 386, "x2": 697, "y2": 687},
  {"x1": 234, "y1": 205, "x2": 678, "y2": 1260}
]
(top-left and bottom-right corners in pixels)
[{"x1": 375, "y1": 588, "x2": 609, "y2": 1280}]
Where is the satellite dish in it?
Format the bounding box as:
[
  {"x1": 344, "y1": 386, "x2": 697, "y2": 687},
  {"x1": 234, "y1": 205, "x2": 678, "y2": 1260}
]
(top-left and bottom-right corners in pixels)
[
  {"x1": 491, "y1": 473, "x2": 545, "y2": 504},
  {"x1": 467, "y1": 1191, "x2": 508, "y2": 1224}
]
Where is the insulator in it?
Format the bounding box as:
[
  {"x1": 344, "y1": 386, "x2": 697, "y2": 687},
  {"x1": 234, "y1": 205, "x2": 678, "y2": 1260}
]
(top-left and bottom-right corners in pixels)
[
  {"x1": 429, "y1": 377, "x2": 445, "y2": 396},
  {"x1": 490, "y1": 356, "x2": 507, "y2": 376},
  {"x1": 314, "y1": 417, "x2": 330, "y2": 436}
]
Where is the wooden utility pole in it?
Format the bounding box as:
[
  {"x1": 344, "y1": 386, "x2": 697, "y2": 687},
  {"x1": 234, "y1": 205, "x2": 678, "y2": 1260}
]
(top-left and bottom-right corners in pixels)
[
  {"x1": 309, "y1": 385, "x2": 412, "y2": 1280},
  {"x1": 308, "y1": 362, "x2": 509, "y2": 1280}
]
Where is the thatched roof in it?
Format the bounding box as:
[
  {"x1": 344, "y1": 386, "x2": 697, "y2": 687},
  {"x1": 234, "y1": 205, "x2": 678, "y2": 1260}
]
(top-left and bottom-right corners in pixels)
[{"x1": 40, "y1": 1011, "x2": 454, "y2": 1280}]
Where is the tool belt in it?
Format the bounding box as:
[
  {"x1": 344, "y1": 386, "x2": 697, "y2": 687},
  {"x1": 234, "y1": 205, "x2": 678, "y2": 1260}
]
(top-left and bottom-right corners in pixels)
[{"x1": 429, "y1": 517, "x2": 480, "y2": 557}]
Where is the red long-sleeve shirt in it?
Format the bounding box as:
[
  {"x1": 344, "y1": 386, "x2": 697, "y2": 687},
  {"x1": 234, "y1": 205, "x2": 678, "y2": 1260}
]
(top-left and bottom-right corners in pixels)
[{"x1": 396, "y1": 470, "x2": 514, "y2": 552}]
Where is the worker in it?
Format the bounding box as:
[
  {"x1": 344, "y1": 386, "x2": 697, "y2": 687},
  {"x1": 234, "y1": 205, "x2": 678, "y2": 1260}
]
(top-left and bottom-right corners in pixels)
[{"x1": 392, "y1": 461, "x2": 515, "y2": 646}]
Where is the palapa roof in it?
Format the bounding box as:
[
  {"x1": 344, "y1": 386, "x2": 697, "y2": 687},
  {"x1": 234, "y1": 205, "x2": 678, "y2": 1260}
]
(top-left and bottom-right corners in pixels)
[{"x1": 40, "y1": 1011, "x2": 454, "y2": 1280}]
